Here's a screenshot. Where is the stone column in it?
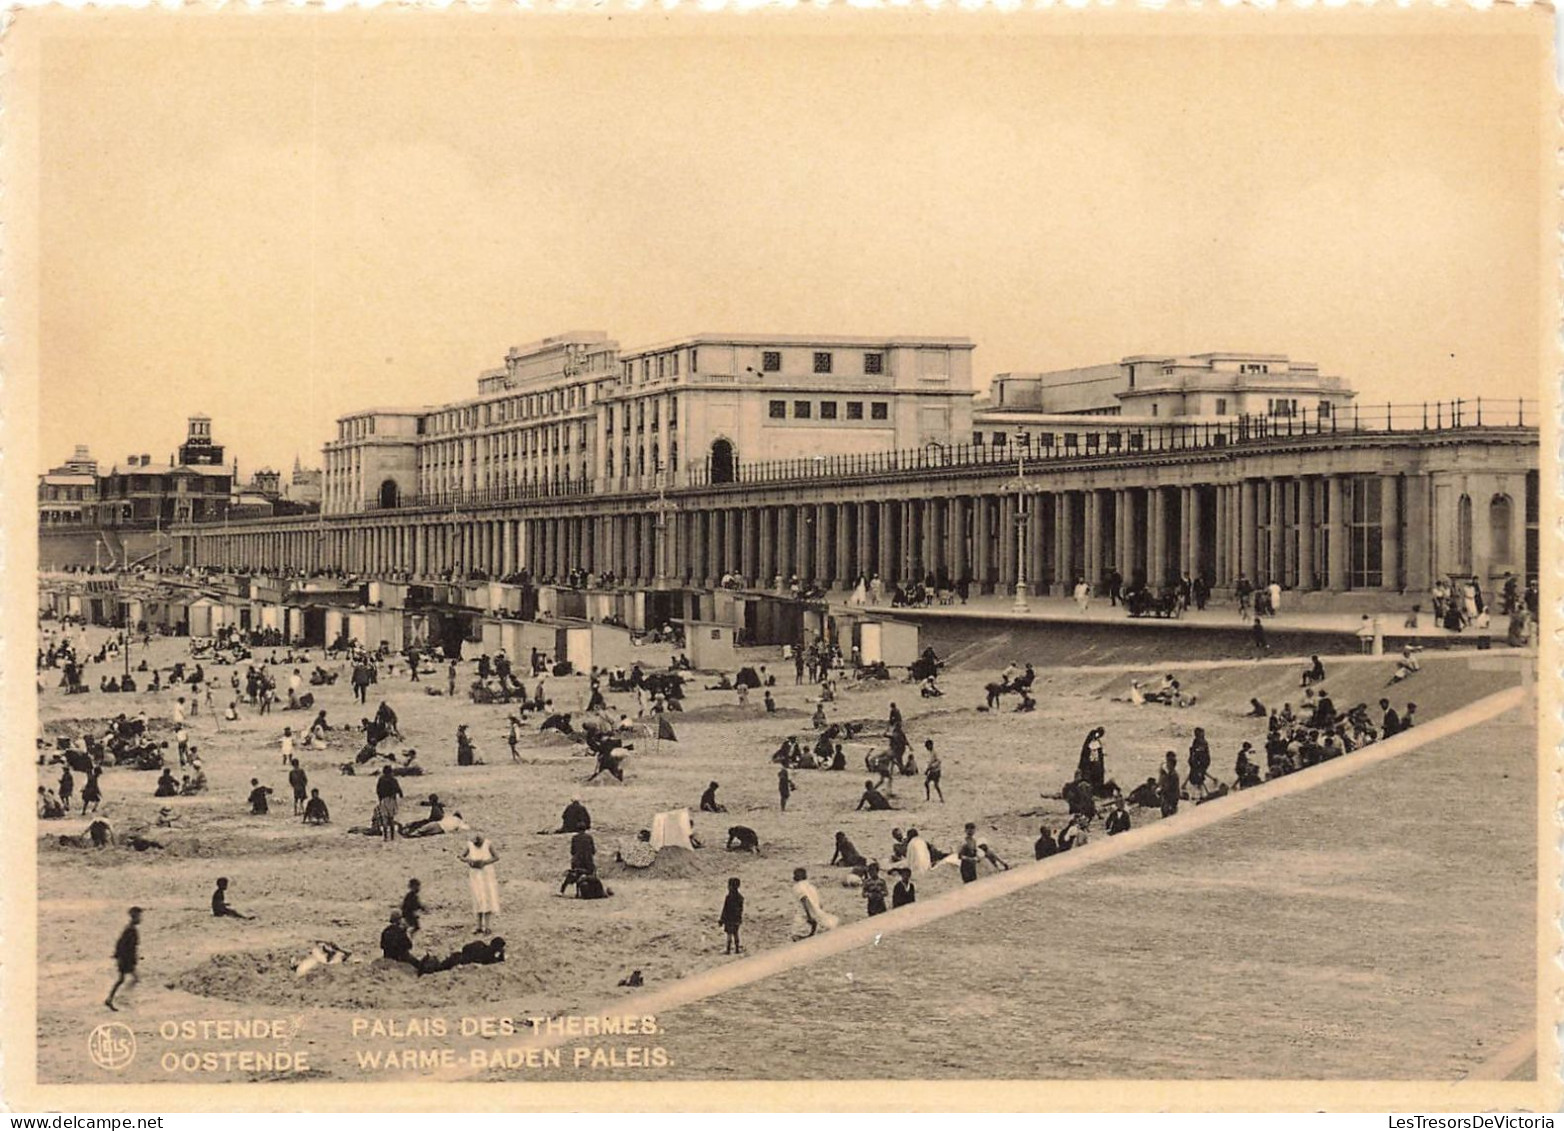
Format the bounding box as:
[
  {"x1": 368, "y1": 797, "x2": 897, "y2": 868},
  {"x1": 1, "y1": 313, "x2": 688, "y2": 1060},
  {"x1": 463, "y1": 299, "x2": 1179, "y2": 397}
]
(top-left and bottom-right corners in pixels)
[
  {"x1": 1187, "y1": 485, "x2": 1205, "y2": 580},
  {"x1": 1381, "y1": 474, "x2": 1401, "y2": 591},
  {"x1": 1267, "y1": 479, "x2": 1284, "y2": 584},
  {"x1": 877, "y1": 501, "x2": 894, "y2": 583},
  {"x1": 998, "y1": 494, "x2": 1017, "y2": 588},
  {"x1": 1403, "y1": 474, "x2": 1431, "y2": 593},
  {"x1": 833, "y1": 503, "x2": 852, "y2": 587},
  {"x1": 973, "y1": 497, "x2": 991, "y2": 592},
  {"x1": 758, "y1": 508, "x2": 775, "y2": 586},
  {"x1": 855, "y1": 502, "x2": 871, "y2": 581},
  {"x1": 1326, "y1": 475, "x2": 1346, "y2": 590},
  {"x1": 1239, "y1": 480, "x2": 1258, "y2": 584},
  {"x1": 1296, "y1": 481, "x2": 1316, "y2": 590},
  {"x1": 740, "y1": 509, "x2": 756, "y2": 583},
  {"x1": 947, "y1": 497, "x2": 968, "y2": 586},
  {"x1": 1084, "y1": 489, "x2": 1102, "y2": 591},
  {"x1": 1148, "y1": 487, "x2": 1167, "y2": 587}
]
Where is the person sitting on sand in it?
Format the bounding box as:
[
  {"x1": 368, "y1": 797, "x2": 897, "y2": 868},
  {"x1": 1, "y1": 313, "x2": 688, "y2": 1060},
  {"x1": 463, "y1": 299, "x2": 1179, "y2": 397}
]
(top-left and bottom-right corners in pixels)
[
  {"x1": 1246, "y1": 698, "x2": 1267, "y2": 718},
  {"x1": 379, "y1": 912, "x2": 415, "y2": 966},
  {"x1": 550, "y1": 798, "x2": 591, "y2": 834},
  {"x1": 1104, "y1": 797, "x2": 1131, "y2": 836},
  {"x1": 830, "y1": 831, "x2": 867, "y2": 869},
  {"x1": 856, "y1": 780, "x2": 893, "y2": 812},
  {"x1": 1234, "y1": 743, "x2": 1263, "y2": 789},
  {"x1": 405, "y1": 810, "x2": 468, "y2": 838},
  {"x1": 616, "y1": 829, "x2": 657, "y2": 868},
  {"x1": 211, "y1": 877, "x2": 256, "y2": 920},
  {"x1": 404, "y1": 794, "x2": 445, "y2": 836},
  {"x1": 303, "y1": 788, "x2": 331, "y2": 825},
  {"x1": 700, "y1": 781, "x2": 727, "y2": 813},
  {"x1": 791, "y1": 867, "x2": 838, "y2": 940},
  {"x1": 37, "y1": 787, "x2": 65, "y2": 820},
  {"x1": 154, "y1": 768, "x2": 179, "y2": 798}
]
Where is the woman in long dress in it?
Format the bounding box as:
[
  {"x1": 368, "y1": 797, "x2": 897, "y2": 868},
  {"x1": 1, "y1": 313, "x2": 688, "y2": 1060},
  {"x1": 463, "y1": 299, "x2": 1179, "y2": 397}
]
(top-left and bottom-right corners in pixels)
[
  {"x1": 460, "y1": 834, "x2": 501, "y2": 935},
  {"x1": 850, "y1": 573, "x2": 868, "y2": 607}
]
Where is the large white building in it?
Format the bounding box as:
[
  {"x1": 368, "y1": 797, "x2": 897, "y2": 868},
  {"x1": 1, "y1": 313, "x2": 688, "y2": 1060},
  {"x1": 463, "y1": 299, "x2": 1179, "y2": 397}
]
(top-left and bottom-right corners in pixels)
[{"x1": 322, "y1": 330, "x2": 976, "y2": 515}]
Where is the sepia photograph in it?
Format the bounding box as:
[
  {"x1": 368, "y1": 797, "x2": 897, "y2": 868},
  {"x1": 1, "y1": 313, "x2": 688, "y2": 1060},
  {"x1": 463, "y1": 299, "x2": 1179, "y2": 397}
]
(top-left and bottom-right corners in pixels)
[{"x1": 1, "y1": 5, "x2": 1556, "y2": 1112}]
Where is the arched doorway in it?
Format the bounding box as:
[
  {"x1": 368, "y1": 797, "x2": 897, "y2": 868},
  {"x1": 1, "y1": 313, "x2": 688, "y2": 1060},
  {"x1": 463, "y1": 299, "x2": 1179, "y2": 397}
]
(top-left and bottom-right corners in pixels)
[
  {"x1": 378, "y1": 479, "x2": 400, "y2": 510},
  {"x1": 710, "y1": 438, "x2": 736, "y2": 485},
  {"x1": 1489, "y1": 493, "x2": 1513, "y2": 566},
  {"x1": 1456, "y1": 494, "x2": 1473, "y2": 574}
]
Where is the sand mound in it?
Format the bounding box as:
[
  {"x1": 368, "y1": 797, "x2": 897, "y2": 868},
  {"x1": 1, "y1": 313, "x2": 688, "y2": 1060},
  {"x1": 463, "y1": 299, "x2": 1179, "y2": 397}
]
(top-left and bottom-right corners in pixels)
[
  {"x1": 174, "y1": 947, "x2": 548, "y2": 1011},
  {"x1": 609, "y1": 845, "x2": 712, "y2": 880}
]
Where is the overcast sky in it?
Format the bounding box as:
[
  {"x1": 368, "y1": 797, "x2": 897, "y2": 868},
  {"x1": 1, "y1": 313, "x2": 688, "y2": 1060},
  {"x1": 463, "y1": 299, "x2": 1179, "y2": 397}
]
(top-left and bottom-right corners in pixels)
[{"x1": 36, "y1": 15, "x2": 1547, "y2": 476}]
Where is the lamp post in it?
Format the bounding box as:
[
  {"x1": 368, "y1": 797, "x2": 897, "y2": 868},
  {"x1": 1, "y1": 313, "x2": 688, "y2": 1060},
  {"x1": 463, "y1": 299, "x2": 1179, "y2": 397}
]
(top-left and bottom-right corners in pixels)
[
  {"x1": 1001, "y1": 428, "x2": 1031, "y2": 613},
  {"x1": 648, "y1": 460, "x2": 680, "y2": 589}
]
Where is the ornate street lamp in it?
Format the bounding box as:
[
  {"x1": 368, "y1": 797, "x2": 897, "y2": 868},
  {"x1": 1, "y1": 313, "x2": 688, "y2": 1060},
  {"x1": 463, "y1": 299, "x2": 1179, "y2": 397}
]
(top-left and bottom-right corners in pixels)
[
  {"x1": 648, "y1": 459, "x2": 680, "y2": 589},
  {"x1": 1001, "y1": 427, "x2": 1032, "y2": 612}
]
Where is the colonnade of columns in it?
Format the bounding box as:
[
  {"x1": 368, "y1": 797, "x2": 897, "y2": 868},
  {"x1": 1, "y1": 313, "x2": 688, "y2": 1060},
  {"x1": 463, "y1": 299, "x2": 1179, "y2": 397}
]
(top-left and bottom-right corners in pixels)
[{"x1": 184, "y1": 471, "x2": 1434, "y2": 595}]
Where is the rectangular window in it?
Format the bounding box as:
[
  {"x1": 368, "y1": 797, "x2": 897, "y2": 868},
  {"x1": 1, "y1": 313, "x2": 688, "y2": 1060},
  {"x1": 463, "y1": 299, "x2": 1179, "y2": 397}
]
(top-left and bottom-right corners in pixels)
[
  {"x1": 1214, "y1": 397, "x2": 1228, "y2": 415},
  {"x1": 864, "y1": 352, "x2": 884, "y2": 375},
  {"x1": 689, "y1": 348, "x2": 698, "y2": 372},
  {"x1": 820, "y1": 401, "x2": 838, "y2": 420},
  {"x1": 991, "y1": 432, "x2": 1007, "y2": 446},
  {"x1": 762, "y1": 351, "x2": 782, "y2": 373},
  {"x1": 1346, "y1": 475, "x2": 1384, "y2": 589},
  {"x1": 972, "y1": 432, "x2": 985, "y2": 446},
  {"x1": 1040, "y1": 433, "x2": 1055, "y2": 448},
  {"x1": 1318, "y1": 400, "x2": 1332, "y2": 418},
  {"x1": 671, "y1": 352, "x2": 679, "y2": 377},
  {"x1": 813, "y1": 351, "x2": 833, "y2": 374},
  {"x1": 1106, "y1": 433, "x2": 1122, "y2": 451},
  {"x1": 1151, "y1": 405, "x2": 1159, "y2": 417},
  {"x1": 1086, "y1": 433, "x2": 1101, "y2": 452},
  {"x1": 793, "y1": 401, "x2": 812, "y2": 419},
  {"x1": 1064, "y1": 433, "x2": 1079, "y2": 449},
  {"x1": 870, "y1": 402, "x2": 888, "y2": 421},
  {"x1": 769, "y1": 400, "x2": 786, "y2": 419},
  {"x1": 846, "y1": 401, "x2": 864, "y2": 420}
]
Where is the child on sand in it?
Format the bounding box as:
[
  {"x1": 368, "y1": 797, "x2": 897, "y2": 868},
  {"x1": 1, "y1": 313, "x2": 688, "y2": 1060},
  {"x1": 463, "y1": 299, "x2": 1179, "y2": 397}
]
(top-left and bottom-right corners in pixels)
[{"x1": 719, "y1": 878, "x2": 744, "y2": 954}]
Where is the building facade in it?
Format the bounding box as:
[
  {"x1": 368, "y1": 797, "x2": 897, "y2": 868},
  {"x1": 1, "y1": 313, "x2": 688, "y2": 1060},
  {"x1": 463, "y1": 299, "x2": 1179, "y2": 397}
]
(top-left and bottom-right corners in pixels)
[
  {"x1": 321, "y1": 331, "x2": 976, "y2": 515},
  {"x1": 37, "y1": 445, "x2": 100, "y2": 526},
  {"x1": 97, "y1": 416, "x2": 233, "y2": 528},
  {"x1": 179, "y1": 401, "x2": 1538, "y2": 599}
]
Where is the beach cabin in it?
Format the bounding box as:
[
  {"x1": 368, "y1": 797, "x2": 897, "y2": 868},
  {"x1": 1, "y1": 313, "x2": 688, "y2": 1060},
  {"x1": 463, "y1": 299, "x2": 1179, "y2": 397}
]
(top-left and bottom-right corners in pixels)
[
  {"x1": 686, "y1": 620, "x2": 740, "y2": 672},
  {"x1": 856, "y1": 619, "x2": 920, "y2": 669}
]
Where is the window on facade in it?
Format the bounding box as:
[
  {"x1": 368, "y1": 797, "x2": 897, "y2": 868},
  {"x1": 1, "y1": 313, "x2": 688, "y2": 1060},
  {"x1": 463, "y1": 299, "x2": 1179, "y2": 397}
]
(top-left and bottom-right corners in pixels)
[
  {"x1": 1214, "y1": 398, "x2": 1228, "y2": 415},
  {"x1": 762, "y1": 351, "x2": 782, "y2": 373},
  {"x1": 1242, "y1": 363, "x2": 1271, "y2": 375},
  {"x1": 1086, "y1": 434, "x2": 1101, "y2": 452},
  {"x1": 846, "y1": 401, "x2": 864, "y2": 420},
  {"x1": 813, "y1": 352, "x2": 833, "y2": 374},
  {"x1": 651, "y1": 402, "x2": 660, "y2": 431},
  {"x1": 769, "y1": 400, "x2": 786, "y2": 419},
  {"x1": 870, "y1": 402, "x2": 888, "y2": 421},
  {"x1": 668, "y1": 395, "x2": 678, "y2": 427},
  {"x1": 1106, "y1": 433, "x2": 1122, "y2": 451},
  {"x1": 1490, "y1": 494, "x2": 1514, "y2": 566},
  {"x1": 671, "y1": 353, "x2": 680, "y2": 377},
  {"x1": 656, "y1": 355, "x2": 666, "y2": 380},
  {"x1": 1319, "y1": 400, "x2": 1332, "y2": 418},
  {"x1": 794, "y1": 401, "x2": 812, "y2": 419},
  {"x1": 820, "y1": 401, "x2": 838, "y2": 420},
  {"x1": 689, "y1": 348, "x2": 698, "y2": 372},
  {"x1": 972, "y1": 432, "x2": 985, "y2": 446},
  {"x1": 864, "y1": 352, "x2": 884, "y2": 374},
  {"x1": 991, "y1": 432, "x2": 1007, "y2": 446},
  {"x1": 1348, "y1": 476, "x2": 1386, "y2": 589},
  {"x1": 1064, "y1": 433, "x2": 1079, "y2": 448},
  {"x1": 1151, "y1": 405, "x2": 1159, "y2": 417}
]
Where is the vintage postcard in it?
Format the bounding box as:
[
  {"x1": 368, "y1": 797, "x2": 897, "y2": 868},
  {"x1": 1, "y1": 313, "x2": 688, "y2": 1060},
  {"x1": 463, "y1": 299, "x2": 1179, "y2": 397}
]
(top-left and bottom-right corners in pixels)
[{"x1": 1, "y1": 3, "x2": 1557, "y2": 1113}]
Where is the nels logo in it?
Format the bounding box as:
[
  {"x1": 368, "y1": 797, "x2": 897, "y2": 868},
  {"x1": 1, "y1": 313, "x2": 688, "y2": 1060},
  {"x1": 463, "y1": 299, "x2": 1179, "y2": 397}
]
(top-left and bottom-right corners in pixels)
[{"x1": 87, "y1": 1022, "x2": 136, "y2": 1071}]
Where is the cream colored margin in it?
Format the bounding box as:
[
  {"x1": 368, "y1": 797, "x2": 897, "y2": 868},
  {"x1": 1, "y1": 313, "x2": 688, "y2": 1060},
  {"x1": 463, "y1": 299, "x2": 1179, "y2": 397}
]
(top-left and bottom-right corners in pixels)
[{"x1": 0, "y1": 4, "x2": 1557, "y2": 1113}]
